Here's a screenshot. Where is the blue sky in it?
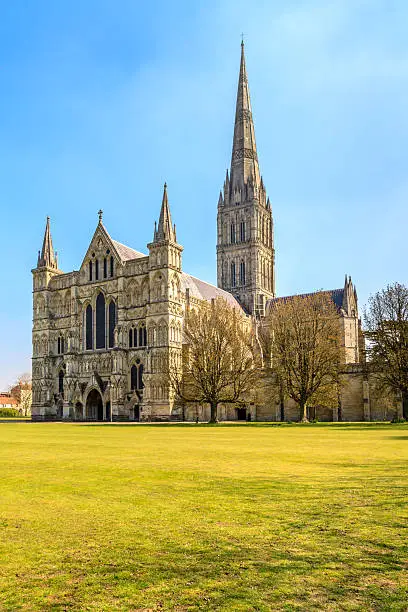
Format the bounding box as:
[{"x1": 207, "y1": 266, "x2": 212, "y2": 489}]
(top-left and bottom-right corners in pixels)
[{"x1": 0, "y1": 0, "x2": 407, "y2": 388}]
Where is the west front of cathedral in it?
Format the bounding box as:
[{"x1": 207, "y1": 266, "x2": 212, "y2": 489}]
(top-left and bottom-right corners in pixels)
[{"x1": 31, "y1": 44, "x2": 402, "y2": 423}]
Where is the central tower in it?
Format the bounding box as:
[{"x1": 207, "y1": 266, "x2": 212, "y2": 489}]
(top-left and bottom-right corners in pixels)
[{"x1": 217, "y1": 42, "x2": 275, "y2": 314}]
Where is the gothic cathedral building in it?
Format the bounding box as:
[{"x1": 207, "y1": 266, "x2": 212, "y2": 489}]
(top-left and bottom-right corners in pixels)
[{"x1": 32, "y1": 43, "x2": 370, "y2": 422}]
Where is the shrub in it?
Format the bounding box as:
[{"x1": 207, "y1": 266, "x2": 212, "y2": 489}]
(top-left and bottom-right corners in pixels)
[{"x1": 0, "y1": 408, "x2": 22, "y2": 418}]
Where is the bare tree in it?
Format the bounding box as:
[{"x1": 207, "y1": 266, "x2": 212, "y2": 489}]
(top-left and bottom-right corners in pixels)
[
  {"x1": 167, "y1": 298, "x2": 258, "y2": 423},
  {"x1": 267, "y1": 292, "x2": 343, "y2": 422},
  {"x1": 364, "y1": 282, "x2": 408, "y2": 418},
  {"x1": 10, "y1": 373, "x2": 32, "y2": 416}
]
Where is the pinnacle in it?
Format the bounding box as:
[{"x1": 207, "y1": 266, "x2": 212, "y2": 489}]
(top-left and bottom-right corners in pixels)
[
  {"x1": 154, "y1": 182, "x2": 176, "y2": 243},
  {"x1": 37, "y1": 216, "x2": 57, "y2": 269}
]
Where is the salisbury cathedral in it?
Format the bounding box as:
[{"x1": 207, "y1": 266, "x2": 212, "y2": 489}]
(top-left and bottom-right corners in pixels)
[{"x1": 31, "y1": 43, "x2": 401, "y2": 422}]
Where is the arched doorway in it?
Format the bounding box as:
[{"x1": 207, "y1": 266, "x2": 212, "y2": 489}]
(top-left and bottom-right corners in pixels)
[{"x1": 86, "y1": 389, "x2": 104, "y2": 421}]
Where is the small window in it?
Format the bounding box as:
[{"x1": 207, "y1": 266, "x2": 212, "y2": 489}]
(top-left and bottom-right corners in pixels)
[
  {"x1": 103, "y1": 257, "x2": 107, "y2": 279},
  {"x1": 231, "y1": 262, "x2": 236, "y2": 287},
  {"x1": 57, "y1": 337, "x2": 61, "y2": 354},
  {"x1": 240, "y1": 261, "x2": 246, "y2": 286},
  {"x1": 230, "y1": 223, "x2": 235, "y2": 244},
  {"x1": 89, "y1": 261, "x2": 93, "y2": 281},
  {"x1": 61, "y1": 336, "x2": 65, "y2": 354},
  {"x1": 240, "y1": 221, "x2": 245, "y2": 242},
  {"x1": 110, "y1": 256, "x2": 114, "y2": 277},
  {"x1": 133, "y1": 328, "x2": 138, "y2": 348},
  {"x1": 129, "y1": 329, "x2": 133, "y2": 348},
  {"x1": 95, "y1": 259, "x2": 99, "y2": 281}
]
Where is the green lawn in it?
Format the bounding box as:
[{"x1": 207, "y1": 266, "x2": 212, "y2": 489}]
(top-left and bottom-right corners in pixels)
[{"x1": 1, "y1": 423, "x2": 407, "y2": 611}]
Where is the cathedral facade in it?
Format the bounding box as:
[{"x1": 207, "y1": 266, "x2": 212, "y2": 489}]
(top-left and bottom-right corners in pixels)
[{"x1": 32, "y1": 43, "x2": 385, "y2": 422}]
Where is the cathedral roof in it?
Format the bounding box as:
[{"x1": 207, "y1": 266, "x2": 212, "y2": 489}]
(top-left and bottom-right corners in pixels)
[
  {"x1": 181, "y1": 273, "x2": 244, "y2": 311},
  {"x1": 266, "y1": 288, "x2": 345, "y2": 312},
  {"x1": 111, "y1": 240, "x2": 145, "y2": 261}
]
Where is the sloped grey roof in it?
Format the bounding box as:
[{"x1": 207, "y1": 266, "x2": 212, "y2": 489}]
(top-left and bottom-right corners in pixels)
[
  {"x1": 267, "y1": 289, "x2": 344, "y2": 312},
  {"x1": 112, "y1": 240, "x2": 146, "y2": 261},
  {"x1": 181, "y1": 273, "x2": 243, "y2": 311}
]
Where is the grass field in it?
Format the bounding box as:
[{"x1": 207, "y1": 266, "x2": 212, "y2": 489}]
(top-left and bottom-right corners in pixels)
[{"x1": 1, "y1": 423, "x2": 407, "y2": 611}]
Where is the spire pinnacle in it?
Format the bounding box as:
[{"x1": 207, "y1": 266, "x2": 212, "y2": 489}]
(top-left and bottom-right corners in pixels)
[
  {"x1": 230, "y1": 41, "x2": 260, "y2": 191},
  {"x1": 37, "y1": 216, "x2": 57, "y2": 269},
  {"x1": 154, "y1": 183, "x2": 176, "y2": 242}
]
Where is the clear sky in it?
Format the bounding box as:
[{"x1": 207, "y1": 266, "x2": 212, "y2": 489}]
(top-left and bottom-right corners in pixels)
[{"x1": 0, "y1": 0, "x2": 407, "y2": 389}]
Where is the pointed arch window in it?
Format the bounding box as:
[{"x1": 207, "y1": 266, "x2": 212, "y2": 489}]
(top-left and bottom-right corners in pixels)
[
  {"x1": 89, "y1": 261, "x2": 93, "y2": 281},
  {"x1": 110, "y1": 256, "x2": 114, "y2": 277},
  {"x1": 85, "y1": 305, "x2": 93, "y2": 350},
  {"x1": 95, "y1": 293, "x2": 106, "y2": 349},
  {"x1": 240, "y1": 221, "x2": 246, "y2": 242},
  {"x1": 133, "y1": 328, "x2": 138, "y2": 348},
  {"x1": 240, "y1": 261, "x2": 246, "y2": 286},
  {"x1": 231, "y1": 262, "x2": 236, "y2": 288},
  {"x1": 230, "y1": 223, "x2": 236, "y2": 244},
  {"x1": 108, "y1": 301, "x2": 116, "y2": 348},
  {"x1": 129, "y1": 329, "x2": 133, "y2": 348},
  {"x1": 95, "y1": 259, "x2": 99, "y2": 281},
  {"x1": 103, "y1": 257, "x2": 107, "y2": 279}
]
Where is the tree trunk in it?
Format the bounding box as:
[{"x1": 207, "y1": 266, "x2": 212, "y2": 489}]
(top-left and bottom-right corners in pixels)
[
  {"x1": 300, "y1": 401, "x2": 308, "y2": 423},
  {"x1": 209, "y1": 402, "x2": 218, "y2": 423},
  {"x1": 403, "y1": 392, "x2": 408, "y2": 420}
]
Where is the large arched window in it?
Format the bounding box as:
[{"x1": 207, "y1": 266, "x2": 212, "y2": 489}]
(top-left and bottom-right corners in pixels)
[
  {"x1": 138, "y1": 363, "x2": 144, "y2": 390},
  {"x1": 108, "y1": 301, "x2": 116, "y2": 348},
  {"x1": 85, "y1": 305, "x2": 93, "y2": 350},
  {"x1": 130, "y1": 361, "x2": 144, "y2": 391},
  {"x1": 231, "y1": 262, "x2": 236, "y2": 287},
  {"x1": 95, "y1": 292, "x2": 106, "y2": 349},
  {"x1": 58, "y1": 370, "x2": 64, "y2": 394},
  {"x1": 130, "y1": 365, "x2": 137, "y2": 390}
]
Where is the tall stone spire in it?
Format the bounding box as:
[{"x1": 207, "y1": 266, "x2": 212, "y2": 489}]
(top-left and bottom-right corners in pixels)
[
  {"x1": 230, "y1": 41, "x2": 260, "y2": 191},
  {"x1": 154, "y1": 183, "x2": 176, "y2": 242},
  {"x1": 217, "y1": 42, "x2": 275, "y2": 314},
  {"x1": 37, "y1": 217, "x2": 58, "y2": 269}
]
